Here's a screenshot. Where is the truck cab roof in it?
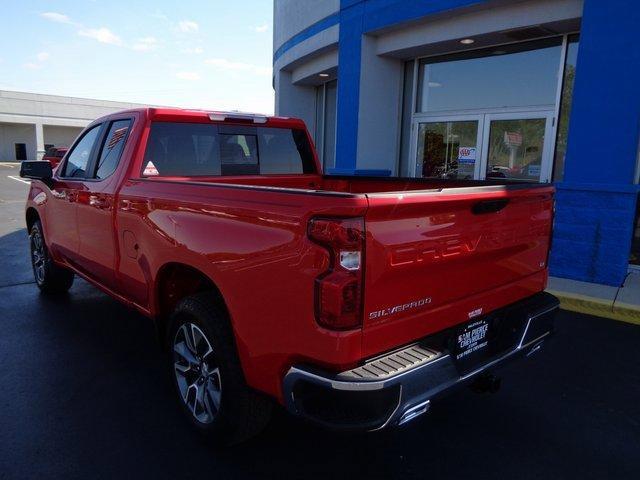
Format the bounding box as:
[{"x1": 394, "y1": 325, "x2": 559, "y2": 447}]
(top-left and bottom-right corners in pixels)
[{"x1": 94, "y1": 107, "x2": 305, "y2": 129}]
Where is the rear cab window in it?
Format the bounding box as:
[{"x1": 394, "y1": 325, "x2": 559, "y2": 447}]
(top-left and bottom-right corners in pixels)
[
  {"x1": 94, "y1": 119, "x2": 132, "y2": 179},
  {"x1": 141, "y1": 122, "x2": 315, "y2": 177}
]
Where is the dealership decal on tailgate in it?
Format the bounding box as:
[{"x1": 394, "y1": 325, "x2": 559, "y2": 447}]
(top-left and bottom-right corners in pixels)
[{"x1": 456, "y1": 319, "x2": 489, "y2": 360}]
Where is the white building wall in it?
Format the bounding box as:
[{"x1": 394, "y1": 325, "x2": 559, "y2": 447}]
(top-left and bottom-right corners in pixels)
[
  {"x1": 356, "y1": 35, "x2": 405, "y2": 174},
  {"x1": 375, "y1": 0, "x2": 583, "y2": 57},
  {"x1": 274, "y1": 0, "x2": 339, "y2": 52},
  {"x1": 273, "y1": 0, "x2": 339, "y2": 147},
  {"x1": 43, "y1": 125, "x2": 84, "y2": 149},
  {"x1": 0, "y1": 124, "x2": 36, "y2": 161},
  {"x1": 0, "y1": 90, "x2": 142, "y2": 160},
  {"x1": 274, "y1": 70, "x2": 317, "y2": 135},
  {"x1": 0, "y1": 90, "x2": 141, "y2": 122}
]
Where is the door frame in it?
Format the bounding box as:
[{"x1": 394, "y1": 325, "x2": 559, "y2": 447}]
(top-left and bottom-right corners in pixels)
[{"x1": 479, "y1": 110, "x2": 555, "y2": 183}]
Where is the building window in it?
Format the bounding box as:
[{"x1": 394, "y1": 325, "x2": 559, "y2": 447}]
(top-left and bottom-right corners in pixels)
[
  {"x1": 416, "y1": 38, "x2": 562, "y2": 113},
  {"x1": 314, "y1": 80, "x2": 337, "y2": 171},
  {"x1": 553, "y1": 35, "x2": 580, "y2": 182},
  {"x1": 402, "y1": 36, "x2": 578, "y2": 183}
]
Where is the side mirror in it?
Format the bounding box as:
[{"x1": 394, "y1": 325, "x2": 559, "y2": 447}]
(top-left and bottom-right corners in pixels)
[{"x1": 20, "y1": 161, "x2": 54, "y2": 187}]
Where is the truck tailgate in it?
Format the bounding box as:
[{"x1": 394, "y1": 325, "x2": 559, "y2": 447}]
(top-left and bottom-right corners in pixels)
[{"x1": 362, "y1": 185, "x2": 554, "y2": 356}]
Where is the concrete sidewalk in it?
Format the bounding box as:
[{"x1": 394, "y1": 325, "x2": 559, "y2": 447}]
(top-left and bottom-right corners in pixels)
[{"x1": 547, "y1": 271, "x2": 640, "y2": 325}]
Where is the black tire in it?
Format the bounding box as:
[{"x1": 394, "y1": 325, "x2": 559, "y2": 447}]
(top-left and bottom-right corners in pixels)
[
  {"x1": 29, "y1": 220, "x2": 74, "y2": 294},
  {"x1": 167, "y1": 292, "x2": 272, "y2": 445}
]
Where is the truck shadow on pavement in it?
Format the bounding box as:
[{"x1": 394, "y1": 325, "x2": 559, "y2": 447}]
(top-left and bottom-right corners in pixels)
[
  {"x1": 0, "y1": 228, "x2": 34, "y2": 288},
  {"x1": 0, "y1": 229, "x2": 639, "y2": 479}
]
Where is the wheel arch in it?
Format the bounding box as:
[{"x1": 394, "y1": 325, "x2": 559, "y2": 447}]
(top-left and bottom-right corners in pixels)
[
  {"x1": 152, "y1": 262, "x2": 231, "y2": 343},
  {"x1": 25, "y1": 207, "x2": 40, "y2": 232}
]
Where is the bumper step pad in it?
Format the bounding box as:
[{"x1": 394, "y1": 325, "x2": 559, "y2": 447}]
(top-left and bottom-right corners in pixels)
[{"x1": 337, "y1": 345, "x2": 442, "y2": 380}]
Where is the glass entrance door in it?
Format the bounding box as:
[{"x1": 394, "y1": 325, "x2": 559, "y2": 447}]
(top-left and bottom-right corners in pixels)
[
  {"x1": 414, "y1": 116, "x2": 482, "y2": 179},
  {"x1": 413, "y1": 112, "x2": 554, "y2": 181},
  {"x1": 481, "y1": 112, "x2": 555, "y2": 183}
]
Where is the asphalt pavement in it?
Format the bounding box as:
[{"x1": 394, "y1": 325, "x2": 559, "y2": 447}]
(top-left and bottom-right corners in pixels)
[{"x1": 0, "y1": 163, "x2": 639, "y2": 479}]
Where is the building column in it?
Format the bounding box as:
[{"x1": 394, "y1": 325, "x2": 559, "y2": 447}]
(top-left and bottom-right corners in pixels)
[
  {"x1": 334, "y1": 1, "x2": 364, "y2": 173},
  {"x1": 549, "y1": 0, "x2": 640, "y2": 286},
  {"x1": 34, "y1": 123, "x2": 45, "y2": 160}
]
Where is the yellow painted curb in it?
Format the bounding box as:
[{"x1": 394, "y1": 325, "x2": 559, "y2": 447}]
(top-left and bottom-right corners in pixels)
[{"x1": 546, "y1": 289, "x2": 640, "y2": 325}]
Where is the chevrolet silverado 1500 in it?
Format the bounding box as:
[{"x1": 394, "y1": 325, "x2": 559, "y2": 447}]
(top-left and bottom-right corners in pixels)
[{"x1": 21, "y1": 108, "x2": 559, "y2": 444}]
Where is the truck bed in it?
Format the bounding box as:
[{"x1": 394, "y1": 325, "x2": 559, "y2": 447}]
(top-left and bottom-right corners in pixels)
[{"x1": 150, "y1": 172, "x2": 548, "y2": 196}]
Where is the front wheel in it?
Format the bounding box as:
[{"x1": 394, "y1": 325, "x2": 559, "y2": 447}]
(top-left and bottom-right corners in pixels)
[
  {"x1": 30, "y1": 220, "x2": 74, "y2": 294},
  {"x1": 168, "y1": 293, "x2": 272, "y2": 445}
]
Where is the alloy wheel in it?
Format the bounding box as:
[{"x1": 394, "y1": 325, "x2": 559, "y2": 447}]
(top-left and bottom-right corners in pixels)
[
  {"x1": 31, "y1": 231, "x2": 46, "y2": 284},
  {"x1": 173, "y1": 322, "x2": 222, "y2": 424}
]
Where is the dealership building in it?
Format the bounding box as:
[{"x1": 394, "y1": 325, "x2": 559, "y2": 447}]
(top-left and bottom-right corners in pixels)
[
  {"x1": 273, "y1": 0, "x2": 640, "y2": 286},
  {"x1": 0, "y1": 90, "x2": 141, "y2": 162}
]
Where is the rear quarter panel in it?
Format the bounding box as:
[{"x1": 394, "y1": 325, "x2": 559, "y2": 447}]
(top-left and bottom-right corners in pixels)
[{"x1": 116, "y1": 179, "x2": 368, "y2": 400}]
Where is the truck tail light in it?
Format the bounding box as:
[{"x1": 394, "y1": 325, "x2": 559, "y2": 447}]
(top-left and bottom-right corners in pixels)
[{"x1": 308, "y1": 217, "x2": 364, "y2": 330}]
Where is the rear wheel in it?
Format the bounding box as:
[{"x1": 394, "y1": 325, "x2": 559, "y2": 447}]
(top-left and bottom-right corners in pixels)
[
  {"x1": 30, "y1": 220, "x2": 74, "y2": 294},
  {"x1": 168, "y1": 293, "x2": 272, "y2": 445}
]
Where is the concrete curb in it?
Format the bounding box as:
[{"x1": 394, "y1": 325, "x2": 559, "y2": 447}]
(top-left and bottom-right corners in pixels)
[{"x1": 547, "y1": 289, "x2": 640, "y2": 325}]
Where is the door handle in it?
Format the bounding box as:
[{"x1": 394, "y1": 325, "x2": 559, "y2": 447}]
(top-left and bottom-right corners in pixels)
[
  {"x1": 89, "y1": 195, "x2": 110, "y2": 209},
  {"x1": 472, "y1": 199, "x2": 509, "y2": 214}
]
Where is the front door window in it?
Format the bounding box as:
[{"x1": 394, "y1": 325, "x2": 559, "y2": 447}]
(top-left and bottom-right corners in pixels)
[
  {"x1": 416, "y1": 120, "x2": 478, "y2": 179},
  {"x1": 485, "y1": 118, "x2": 546, "y2": 182}
]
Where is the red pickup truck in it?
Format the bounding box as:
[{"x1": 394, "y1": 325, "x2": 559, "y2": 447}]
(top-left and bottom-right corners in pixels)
[{"x1": 21, "y1": 108, "x2": 558, "y2": 444}]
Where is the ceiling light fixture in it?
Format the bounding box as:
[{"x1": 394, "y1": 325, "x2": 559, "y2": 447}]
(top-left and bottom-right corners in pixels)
[
  {"x1": 460, "y1": 38, "x2": 475, "y2": 45},
  {"x1": 319, "y1": 73, "x2": 330, "y2": 77}
]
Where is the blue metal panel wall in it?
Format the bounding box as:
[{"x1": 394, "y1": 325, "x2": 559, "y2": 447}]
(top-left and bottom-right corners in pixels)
[
  {"x1": 550, "y1": 0, "x2": 640, "y2": 286},
  {"x1": 335, "y1": 0, "x2": 484, "y2": 171},
  {"x1": 550, "y1": 185, "x2": 638, "y2": 285}
]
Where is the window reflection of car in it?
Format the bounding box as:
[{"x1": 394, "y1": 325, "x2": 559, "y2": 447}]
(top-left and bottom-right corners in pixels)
[
  {"x1": 42, "y1": 147, "x2": 68, "y2": 168},
  {"x1": 512, "y1": 147, "x2": 542, "y2": 180},
  {"x1": 486, "y1": 165, "x2": 510, "y2": 178},
  {"x1": 518, "y1": 159, "x2": 542, "y2": 179}
]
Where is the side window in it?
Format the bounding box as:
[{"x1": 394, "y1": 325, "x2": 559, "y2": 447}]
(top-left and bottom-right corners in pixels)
[
  {"x1": 258, "y1": 129, "x2": 306, "y2": 174},
  {"x1": 61, "y1": 125, "x2": 101, "y2": 178},
  {"x1": 142, "y1": 122, "x2": 221, "y2": 176},
  {"x1": 95, "y1": 119, "x2": 132, "y2": 179}
]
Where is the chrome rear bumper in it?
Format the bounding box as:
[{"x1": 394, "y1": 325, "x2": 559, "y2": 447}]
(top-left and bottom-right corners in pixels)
[{"x1": 282, "y1": 292, "x2": 559, "y2": 430}]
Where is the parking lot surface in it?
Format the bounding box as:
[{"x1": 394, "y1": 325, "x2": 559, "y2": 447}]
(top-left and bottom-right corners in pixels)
[{"x1": 0, "y1": 164, "x2": 639, "y2": 479}]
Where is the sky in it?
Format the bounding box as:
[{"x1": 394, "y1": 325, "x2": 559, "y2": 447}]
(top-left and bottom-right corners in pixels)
[{"x1": 0, "y1": 0, "x2": 275, "y2": 113}]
